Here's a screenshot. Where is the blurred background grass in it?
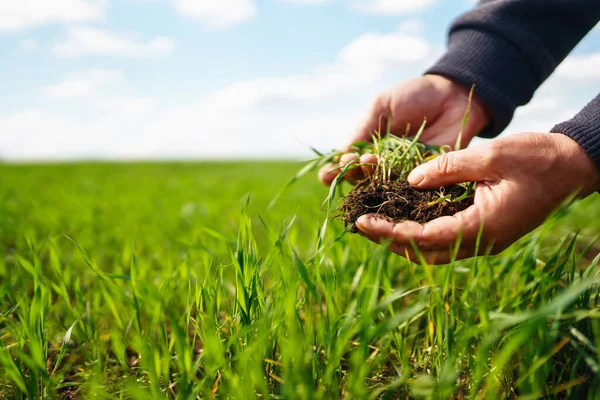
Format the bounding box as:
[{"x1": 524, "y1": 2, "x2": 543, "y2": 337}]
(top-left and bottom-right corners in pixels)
[{"x1": 1, "y1": 162, "x2": 599, "y2": 398}]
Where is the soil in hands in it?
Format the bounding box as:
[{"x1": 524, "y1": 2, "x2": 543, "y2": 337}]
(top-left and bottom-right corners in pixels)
[{"x1": 340, "y1": 177, "x2": 474, "y2": 233}]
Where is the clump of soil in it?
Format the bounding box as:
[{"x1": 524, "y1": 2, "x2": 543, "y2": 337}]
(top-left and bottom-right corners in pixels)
[{"x1": 340, "y1": 177, "x2": 474, "y2": 233}]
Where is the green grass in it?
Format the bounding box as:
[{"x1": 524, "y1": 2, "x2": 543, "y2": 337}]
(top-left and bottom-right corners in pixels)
[{"x1": 1, "y1": 161, "x2": 600, "y2": 399}]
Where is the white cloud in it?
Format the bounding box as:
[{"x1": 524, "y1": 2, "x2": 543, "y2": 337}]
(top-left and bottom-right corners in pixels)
[
  {"x1": 509, "y1": 93, "x2": 578, "y2": 133},
  {"x1": 0, "y1": 26, "x2": 433, "y2": 161},
  {"x1": 41, "y1": 69, "x2": 123, "y2": 99},
  {"x1": 504, "y1": 51, "x2": 600, "y2": 135},
  {"x1": 105, "y1": 96, "x2": 158, "y2": 115},
  {"x1": 395, "y1": 19, "x2": 426, "y2": 35},
  {"x1": 0, "y1": 0, "x2": 106, "y2": 31},
  {"x1": 0, "y1": 100, "x2": 356, "y2": 160},
  {"x1": 3, "y1": 0, "x2": 599, "y2": 163},
  {"x1": 351, "y1": 0, "x2": 438, "y2": 15},
  {"x1": 208, "y1": 26, "x2": 433, "y2": 108},
  {"x1": 6, "y1": 22, "x2": 598, "y2": 162},
  {"x1": 513, "y1": 97, "x2": 560, "y2": 117},
  {"x1": 555, "y1": 52, "x2": 600, "y2": 82},
  {"x1": 508, "y1": 107, "x2": 580, "y2": 135},
  {"x1": 339, "y1": 29, "x2": 430, "y2": 65},
  {"x1": 173, "y1": 0, "x2": 256, "y2": 28},
  {"x1": 19, "y1": 39, "x2": 38, "y2": 51},
  {"x1": 280, "y1": 0, "x2": 333, "y2": 3},
  {"x1": 53, "y1": 27, "x2": 174, "y2": 57}
]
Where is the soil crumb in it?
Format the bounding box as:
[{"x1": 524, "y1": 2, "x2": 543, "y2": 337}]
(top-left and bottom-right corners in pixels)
[{"x1": 340, "y1": 177, "x2": 474, "y2": 233}]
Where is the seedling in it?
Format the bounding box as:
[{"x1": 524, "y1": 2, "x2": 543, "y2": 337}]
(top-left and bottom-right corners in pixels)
[{"x1": 280, "y1": 85, "x2": 477, "y2": 231}]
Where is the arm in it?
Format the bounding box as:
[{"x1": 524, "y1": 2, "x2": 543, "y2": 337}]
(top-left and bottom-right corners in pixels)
[
  {"x1": 426, "y1": 0, "x2": 600, "y2": 137},
  {"x1": 552, "y1": 94, "x2": 600, "y2": 170},
  {"x1": 353, "y1": 2, "x2": 600, "y2": 263}
]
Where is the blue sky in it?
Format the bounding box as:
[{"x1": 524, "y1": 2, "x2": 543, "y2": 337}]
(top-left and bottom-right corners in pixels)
[{"x1": 0, "y1": 0, "x2": 599, "y2": 160}]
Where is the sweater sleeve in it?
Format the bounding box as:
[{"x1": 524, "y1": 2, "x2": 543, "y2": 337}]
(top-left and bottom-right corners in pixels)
[
  {"x1": 425, "y1": 0, "x2": 600, "y2": 138},
  {"x1": 551, "y1": 94, "x2": 600, "y2": 170}
]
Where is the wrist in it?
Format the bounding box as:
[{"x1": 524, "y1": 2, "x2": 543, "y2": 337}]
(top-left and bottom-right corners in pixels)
[{"x1": 550, "y1": 133, "x2": 600, "y2": 196}]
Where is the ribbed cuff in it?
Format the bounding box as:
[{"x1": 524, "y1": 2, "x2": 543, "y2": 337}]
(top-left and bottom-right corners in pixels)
[
  {"x1": 550, "y1": 94, "x2": 600, "y2": 172},
  {"x1": 425, "y1": 29, "x2": 539, "y2": 138}
]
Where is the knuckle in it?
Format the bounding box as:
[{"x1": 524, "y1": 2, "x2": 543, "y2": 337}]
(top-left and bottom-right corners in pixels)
[
  {"x1": 340, "y1": 152, "x2": 358, "y2": 164},
  {"x1": 391, "y1": 223, "x2": 405, "y2": 239},
  {"x1": 435, "y1": 153, "x2": 456, "y2": 176},
  {"x1": 370, "y1": 92, "x2": 390, "y2": 117},
  {"x1": 484, "y1": 141, "x2": 503, "y2": 168}
]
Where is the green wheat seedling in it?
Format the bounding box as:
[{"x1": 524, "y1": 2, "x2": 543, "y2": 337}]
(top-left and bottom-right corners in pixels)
[
  {"x1": 1, "y1": 161, "x2": 600, "y2": 399},
  {"x1": 272, "y1": 85, "x2": 477, "y2": 215}
]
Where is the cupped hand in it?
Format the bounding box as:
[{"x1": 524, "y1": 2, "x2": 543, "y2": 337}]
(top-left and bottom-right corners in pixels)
[
  {"x1": 318, "y1": 74, "x2": 492, "y2": 185},
  {"x1": 354, "y1": 133, "x2": 600, "y2": 264}
]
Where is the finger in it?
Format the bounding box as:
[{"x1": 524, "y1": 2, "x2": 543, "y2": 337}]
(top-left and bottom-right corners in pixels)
[
  {"x1": 339, "y1": 153, "x2": 363, "y2": 184},
  {"x1": 393, "y1": 246, "x2": 444, "y2": 264},
  {"x1": 355, "y1": 217, "x2": 478, "y2": 263},
  {"x1": 355, "y1": 208, "x2": 484, "y2": 252},
  {"x1": 417, "y1": 205, "x2": 485, "y2": 249},
  {"x1": 418, "y1": 105, "x2": 488, "y2": 149},
  {"x1": 407, "y1": 144, "x2": 500, "y2": 189},
  {"x1": 416, "y1": 117, "x2": 463, "y2": 148},
  {"x1": 388, "y1": 244, "x2": 476, "y2": 264},
  {"x1": 318, "y1": 163, "x2": 340, "y2": 186},
  {"x1": 348, "y1": 92, "x2": 391, "y2": 144},
  {"x1": 419, "y1": 118, "x2": 475, "y2": 149},
  {"x1": 358, "y1": 232, "x2": 476, "y2": 264},
  {"x1": 360, "y1": 154, "x2": 377, "y2": 177},
  {"x1": 318, "y1": 153, "x2": 377, "y2": 186},
  {"x1": 356, "y1": 228, "x2": 381, "y2": 244},
  {"x1": 355, "y1": 215, "x2": 425, "y2": 243}
]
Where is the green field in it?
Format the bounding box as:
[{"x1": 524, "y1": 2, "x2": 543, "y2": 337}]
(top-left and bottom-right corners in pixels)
[{"x1": 1, "y1": 162, "x2": 600, "y2": 399}]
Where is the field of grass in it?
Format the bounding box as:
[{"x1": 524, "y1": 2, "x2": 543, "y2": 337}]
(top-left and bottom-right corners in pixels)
[{"x1": 1, "y1": 161, "x2": 600, "y2": 399}]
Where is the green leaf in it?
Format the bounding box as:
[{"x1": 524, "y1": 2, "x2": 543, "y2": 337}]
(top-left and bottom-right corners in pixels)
[{"x1": 291, "y1": 247, "x2": 318, "y2": 300}]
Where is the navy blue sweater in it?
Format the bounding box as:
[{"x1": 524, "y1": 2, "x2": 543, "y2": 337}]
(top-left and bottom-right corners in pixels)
[{"x1": 426, "y1": 0, "x2": 600, "y2": 170}]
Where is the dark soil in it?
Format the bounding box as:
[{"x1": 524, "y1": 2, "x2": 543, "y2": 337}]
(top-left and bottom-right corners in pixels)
[{"x1": 340, "y1": 177, "x2": 474, "y2": 233}]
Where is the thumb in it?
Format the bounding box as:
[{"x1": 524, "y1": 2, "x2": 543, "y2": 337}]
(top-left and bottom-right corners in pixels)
[
  {"x1": 348, "y1": 93, "x2": 391, "y2": 145},
  {"x1": 407, "y1": 146, "x2": 498, "y2": 188}
]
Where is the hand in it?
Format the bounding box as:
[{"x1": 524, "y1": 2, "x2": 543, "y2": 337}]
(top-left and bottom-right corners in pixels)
[
  {"x1": 354, "y1": 133, "x2": 600, "y2": 264},
  {"x1": 318, "y1": 74, "x2": 492, "y2": 185}
]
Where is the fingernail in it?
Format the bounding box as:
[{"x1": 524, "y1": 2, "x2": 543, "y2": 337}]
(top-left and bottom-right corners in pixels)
[
  {"x1": 356, "y1": 215, "x2": 372, "y2": 231},
  {"x1": 407, "y1": 167, "x2": 425, "y2": 185}
]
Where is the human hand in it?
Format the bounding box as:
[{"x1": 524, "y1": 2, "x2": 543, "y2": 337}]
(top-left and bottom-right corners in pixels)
[
  {"x1": 318, "y1": 74, "x2": 492, "y2": 185},
  {"x1": 354, "y1": 133, "x2": 600, "y2": 264}
]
